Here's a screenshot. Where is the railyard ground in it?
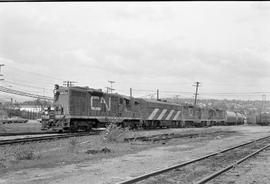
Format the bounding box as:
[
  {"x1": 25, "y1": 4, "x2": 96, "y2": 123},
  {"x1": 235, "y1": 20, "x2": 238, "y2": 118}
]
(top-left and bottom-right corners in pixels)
[
  {"x1": 0, "y1": 124, "x2": 270, "y2": 184},
  {"x1": 0, "y1": 120, "x2": 41, "y2": 133}
]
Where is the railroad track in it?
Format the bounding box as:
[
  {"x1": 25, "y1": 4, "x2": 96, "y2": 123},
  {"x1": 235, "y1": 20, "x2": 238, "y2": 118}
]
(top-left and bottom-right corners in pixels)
[
  {"x1": 0, "y1": 131, "x2": 100, "y2": 146},
  {"x1": 117, "y1": 135, "x2": 270, "y2": 184},
  {"x1": 124, "y1": 130, "x2": 236, "y2": 143},
  {"x1": 0, "y1": 132, "x2": 59, "y2": 137}
]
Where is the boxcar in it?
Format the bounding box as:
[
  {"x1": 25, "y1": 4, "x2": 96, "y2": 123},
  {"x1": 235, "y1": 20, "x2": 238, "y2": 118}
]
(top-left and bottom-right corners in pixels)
[
  {"x1": 256, "y1": 112, "x2": 270, "y2": 126},
  {"x1": 246, "y1": 114, "x2": 257, "y2": 125}
]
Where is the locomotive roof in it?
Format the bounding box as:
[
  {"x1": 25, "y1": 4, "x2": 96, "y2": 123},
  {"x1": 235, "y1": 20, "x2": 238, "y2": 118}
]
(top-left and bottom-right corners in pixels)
[
  {"x1": 139, "y1": 98, "x2": 182, "y2": 106},
  {"x1": 69, "y1": 86, "x2": 102, "y2": 92},
  {"x1": 68, "y1": 86, "x2": 134, "y2": 98}
]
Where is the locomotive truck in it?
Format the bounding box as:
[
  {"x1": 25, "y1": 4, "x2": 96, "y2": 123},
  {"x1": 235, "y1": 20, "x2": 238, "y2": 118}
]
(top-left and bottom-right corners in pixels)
[{"x1": 41, "y1": 85, "x2": 246, "y2": 132}]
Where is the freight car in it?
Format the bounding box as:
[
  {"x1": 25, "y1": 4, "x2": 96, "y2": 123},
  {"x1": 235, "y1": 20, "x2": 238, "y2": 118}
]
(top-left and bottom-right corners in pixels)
[
  {"x1": 256, "y1": 112, "x2": 270, "y2": 126},
  {"x1": 41, "y1": 85, "x2": 246, "y2": 132}
]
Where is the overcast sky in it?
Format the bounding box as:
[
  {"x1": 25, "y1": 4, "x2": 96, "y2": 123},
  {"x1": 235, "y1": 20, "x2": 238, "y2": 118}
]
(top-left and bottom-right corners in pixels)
[{"x1": 0, "y1": 2, "x2": 270, "y2": 101}]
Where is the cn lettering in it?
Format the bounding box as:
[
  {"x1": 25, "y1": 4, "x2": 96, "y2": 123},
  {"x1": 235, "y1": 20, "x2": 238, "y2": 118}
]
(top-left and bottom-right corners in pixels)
[{"x1": 90, "y1": 96, "x2": 111, "y2": 111}]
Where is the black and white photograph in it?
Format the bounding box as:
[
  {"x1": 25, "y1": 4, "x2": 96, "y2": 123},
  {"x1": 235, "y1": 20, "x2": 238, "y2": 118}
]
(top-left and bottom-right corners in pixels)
[{"x1": 1, "y1": 1, "x2": 270, "y2": 184}]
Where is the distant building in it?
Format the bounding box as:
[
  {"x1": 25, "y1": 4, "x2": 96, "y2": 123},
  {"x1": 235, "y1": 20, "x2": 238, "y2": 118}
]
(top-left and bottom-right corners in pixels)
[{"x1": 20, "y1": 105, "x2": 42, "y2": 113}]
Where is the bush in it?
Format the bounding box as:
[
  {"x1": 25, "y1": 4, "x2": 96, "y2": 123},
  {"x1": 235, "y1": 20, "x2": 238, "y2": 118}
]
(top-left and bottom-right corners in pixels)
[
  {"x1": 13, "y1": 145, "x2": 38, "y2": 160},
  {"x1": 102, "y1": 123, "x2": 130, "y2": 143}
]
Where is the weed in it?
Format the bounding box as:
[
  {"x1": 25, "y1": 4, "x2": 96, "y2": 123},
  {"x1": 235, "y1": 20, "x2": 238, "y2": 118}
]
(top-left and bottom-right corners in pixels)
[
  {"x1": 102, "y1": 123, "x2": 131, "y2": 143},
  {"x1": 68, "y1": 137, "x2": 79, "y2": 153},
  {"x1": 85, "y1": 147, "x2": 111, "y2": 154},
  {"x1": 13, "y1": 145, "x2": 38, "y2": 160},
  {"x1": 0, "y1": 162, "x2": 5, "y2": 169},
  {"x1": 0, "y1": 124, "x2": 6, "y2": 133}
]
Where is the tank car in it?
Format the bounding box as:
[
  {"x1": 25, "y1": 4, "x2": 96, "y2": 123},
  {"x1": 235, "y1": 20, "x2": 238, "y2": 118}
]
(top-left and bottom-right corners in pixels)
[
  {"x1": 236, "y1": 112, "x2": 245, "y2": 125},
  {"x1": 224, "y1": 111, "x2": 245, "y2": 125},
  {"x1": 225, "y1": 111, "x2": 237, "y2": 125}
]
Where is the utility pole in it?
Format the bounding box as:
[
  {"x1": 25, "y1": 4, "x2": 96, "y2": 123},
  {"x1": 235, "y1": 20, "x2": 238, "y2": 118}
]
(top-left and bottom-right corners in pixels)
[
  {"x1": 262, "y1": 94, "x2": 266, "y2": 113},
  {"x1": 108, "y1": 80, "x2": 115, "y2": 93},
  {"x1": 0, "y1": 64, "x2": 4, "y2": 81},
  {"x1": 130, "y1": 88, "x2": 132, "y2": 97},
  {"x1": 0, "y1": 64, "x2": 4, "y2": 76},
  {"x1": 63, "y1": 81, "x2": 77, "y2": 87},
  {"x1": 157, "y1": 89, "x2": 159, "y2": 100},
  {"x1": 193, "y1": 82, "x2": 200, "y2": 106},
  {"x1": 105, "y1": 87, "x2": 114, "y2": 93},
  {"x1": 175, "y1": 95, "x2": 180, "y2": 104}
]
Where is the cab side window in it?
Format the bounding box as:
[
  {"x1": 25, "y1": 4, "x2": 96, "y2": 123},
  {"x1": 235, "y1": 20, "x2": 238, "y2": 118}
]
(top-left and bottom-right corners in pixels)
[{"x1": 125, "y1": 99, "x2": 131, "y2": 109}]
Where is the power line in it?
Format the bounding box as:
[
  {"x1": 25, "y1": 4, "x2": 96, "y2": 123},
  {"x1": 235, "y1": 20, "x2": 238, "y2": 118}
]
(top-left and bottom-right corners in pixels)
[
  {"x1": 0, "y1": 86, "x2": 53, "y2": 101},
  {"x1": 7, "y1": 65, "x2": 65, "y2": 81},
  {"x1": 4, "y1": 80, "x2": 51, "y2": 91},
  {"x1": 132, "y1": 89, "x2": 193, "y2": 94}
]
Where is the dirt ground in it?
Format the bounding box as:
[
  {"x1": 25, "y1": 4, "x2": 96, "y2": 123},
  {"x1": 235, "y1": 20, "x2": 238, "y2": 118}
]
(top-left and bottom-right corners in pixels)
[
  {"x1": 0, "y1": 120, "x2": 41, "y2": 133},
  {"x1": 0, "y1": 125, "x2": 270, "y2": 184},
  {"x1": 209, "y1": 146, "x2": 270, "y2": 184}
]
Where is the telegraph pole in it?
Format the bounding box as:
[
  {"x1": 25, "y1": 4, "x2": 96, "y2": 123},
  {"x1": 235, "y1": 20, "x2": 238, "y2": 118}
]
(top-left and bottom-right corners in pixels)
[
  {"x1": 175, "y1": 95, "x2": 180, "y2": 104},
  {"x1": 105, "y1": 87, "x2": 114, "y2": 93},
  {"x1": 193, "y1": 82, "x2": 200, "y2": 105},
  {"x1": 130, "y1": 88, "x2": 132, "y2": 97},
  {"x1": 0, "y1": 64, "x2": 4, "y2": 76},
  {"x1": 262, "y1": 94, "x2": 266, "y2": 113},
  {"x1": 108, "y1": 80, "x2": 115, "y2": 93},
  {"x1": 0, "y1": 64, "x2": 4, "y2": 80},
  {"x1": 157, "y1": 89, "x2": 159, "y2": 100},
  {"x1": 63, "y1": 81, "x2": 77, "y2": 87}
]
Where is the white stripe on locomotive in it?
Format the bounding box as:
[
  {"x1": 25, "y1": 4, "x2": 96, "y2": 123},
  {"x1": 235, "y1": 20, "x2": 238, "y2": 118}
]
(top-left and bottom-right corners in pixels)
[
  {"x1": 165, "y1": 110, "x2": 175, "y2": 120},
  {"x1": 147, "y1": 108, "x2": 159, "y2": 120},
  {"x1": 157, "y1": 109, "x2": 168, "y2": 120},
  {"x1": 173, "y1": 111, "x2": 181, "y2": 120}
]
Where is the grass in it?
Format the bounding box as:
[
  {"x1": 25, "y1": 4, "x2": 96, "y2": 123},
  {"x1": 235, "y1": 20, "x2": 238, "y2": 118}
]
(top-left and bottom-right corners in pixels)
[
  {"x1": 13, "y1": 145, "x2": 40, "y2": 160},
  {"x1": 0, "y1": 123, "x2": 6, "y2": 133},
  {"x1": 68, "y1": 137, "x2": 79, "y2": 153},
  {"x1": 0, "y1": 133, "x2": 153, "y2": 174},
  {"x1": 1, "y1": 120, "x2": 41, "y2": 133}
]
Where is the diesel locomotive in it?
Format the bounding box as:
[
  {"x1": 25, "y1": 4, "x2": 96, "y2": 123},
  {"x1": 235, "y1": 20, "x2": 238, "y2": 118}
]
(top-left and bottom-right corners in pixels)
[{"x1": 41, "y1": 85, "x2": 246, "y2": 132}]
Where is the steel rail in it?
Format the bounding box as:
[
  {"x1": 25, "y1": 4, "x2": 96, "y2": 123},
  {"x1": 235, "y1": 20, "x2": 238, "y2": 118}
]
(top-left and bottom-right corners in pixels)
[
  {"x1": 124, "y1": 130, "x2": 236, "y2": 142},
  {"x1": 0, "y1": 132, "x2": 98, "y2": 145},
  {"x1": 117, "y1": 135, "x2": 270, "y2": 184},
  {"x1": 0, "y1": 132, "x2": 60, "y2": 137},
  {"x1": 195, "y1": 143, "x2": 270, "y2": 184}
]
